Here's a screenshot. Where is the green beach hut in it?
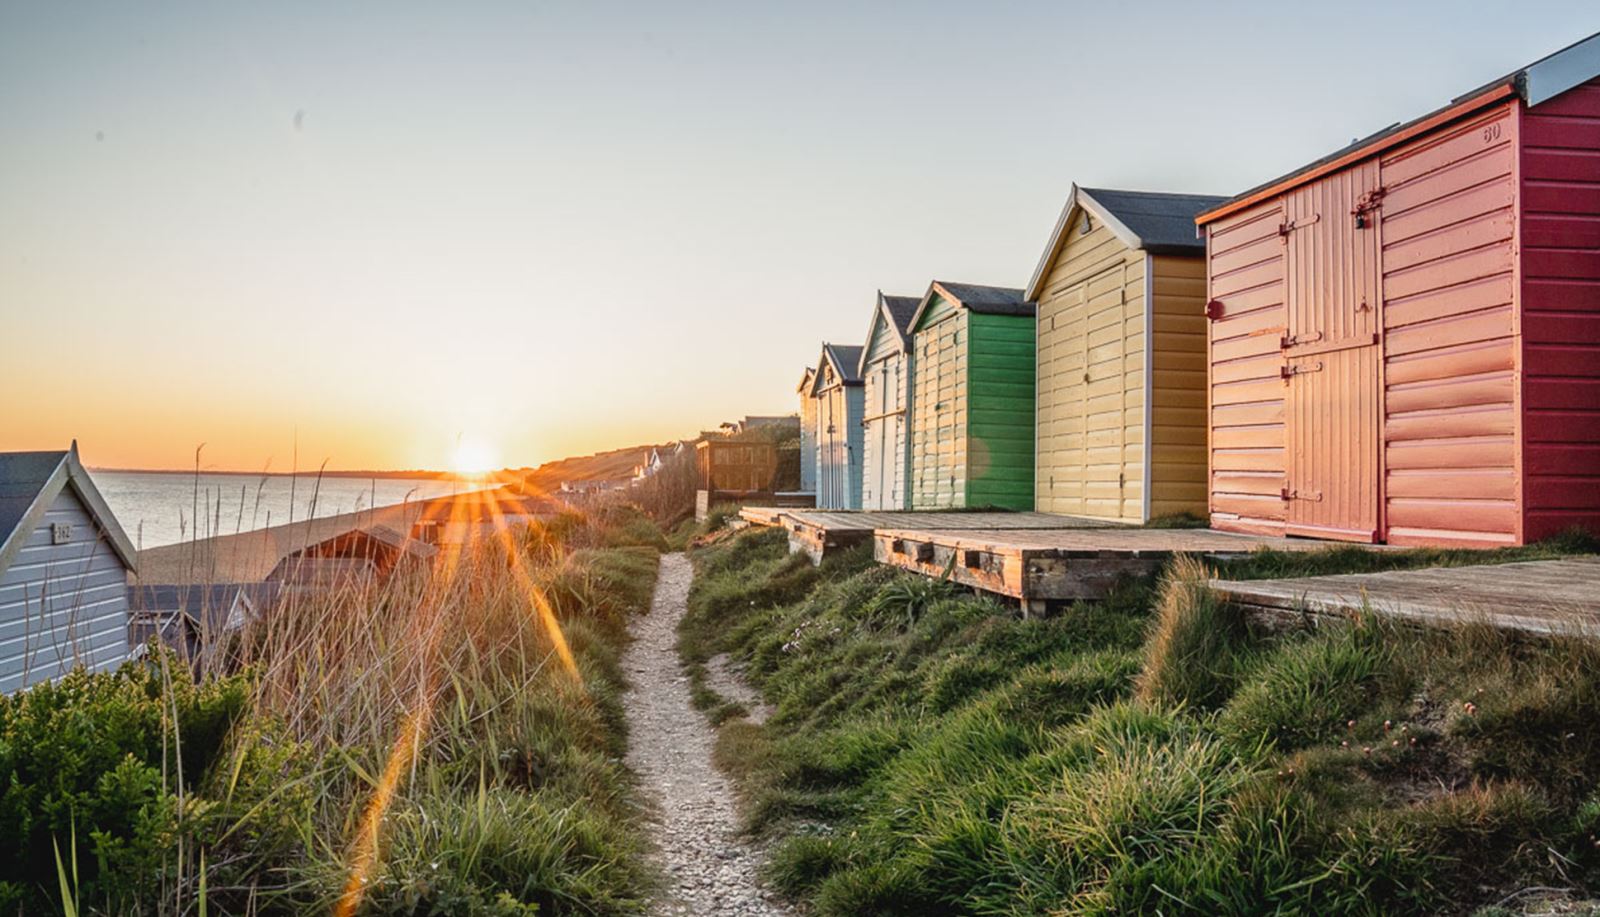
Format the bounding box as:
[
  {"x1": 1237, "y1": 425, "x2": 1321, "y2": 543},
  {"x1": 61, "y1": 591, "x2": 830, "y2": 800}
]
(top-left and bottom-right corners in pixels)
[{"x1": 907, "y1": 281, "x2": 1036, "y2": 510}]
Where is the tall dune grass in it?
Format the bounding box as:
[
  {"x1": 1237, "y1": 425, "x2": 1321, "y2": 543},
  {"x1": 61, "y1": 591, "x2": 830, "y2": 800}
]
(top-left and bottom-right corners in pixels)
[{"x1": 12, "y1": 506, "x2": 663, "y2": 916}]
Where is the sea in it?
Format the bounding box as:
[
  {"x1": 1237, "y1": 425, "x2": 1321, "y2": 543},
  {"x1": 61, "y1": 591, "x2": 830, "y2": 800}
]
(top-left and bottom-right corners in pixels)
[{"x1": 93, "y1": 471, "x2": 492, "y2": 550}]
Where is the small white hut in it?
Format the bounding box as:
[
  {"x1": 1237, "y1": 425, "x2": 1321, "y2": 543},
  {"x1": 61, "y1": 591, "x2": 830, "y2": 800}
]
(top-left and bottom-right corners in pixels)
[
  {"x1": 0, "y1": 444, "x2": 138, "y2": 694},
  {"x1": 858, "y1": 291, "x2": 921, "y2": 510},
  {"x1": 810, "y1": 343, "x2": 865, "y2": 510}
]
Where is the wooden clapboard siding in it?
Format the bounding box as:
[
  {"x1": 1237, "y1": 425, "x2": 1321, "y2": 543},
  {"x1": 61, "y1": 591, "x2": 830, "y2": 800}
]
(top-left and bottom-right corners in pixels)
[
  {"x1": 862, "y1": 333, "x2": 910, "y2": 511},
  {"x1": 0, "y1": 486, "x2": 131, "y2": 694},
  {"x1": 815, "y1": 361, "x2": 864, "y2": 510},
  {"x1": 968, "y1": 312, "x2": 1035, "y2": 510},
  {"x1": 1148, "y1": 254, "x2": 1211, "y2": 518},
  {"x1": 798, "y1": 369, "x2": 818, "y2": 494},
  {"x1": 1206, "y1": 202, "x2": 1290, "y2": 535},
  {"x1": 1379, "y1": 102, "x2": 1521, "y2": 547},
  {"x1": 1520, "y1": 76, "x2": 1600, "y2": 542},
  {"x1": 911, "y1": 297, "x2": 968, "y2": 508},
  {"x1": 1034, "y1": 213, "x2": 1146, "y2": 521}
]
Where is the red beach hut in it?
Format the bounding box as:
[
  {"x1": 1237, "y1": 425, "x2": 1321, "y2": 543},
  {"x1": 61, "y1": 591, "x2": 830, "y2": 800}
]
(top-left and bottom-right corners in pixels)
[{"x1": 1197, "y1": 32, "x2": 1600, "y2": 547}]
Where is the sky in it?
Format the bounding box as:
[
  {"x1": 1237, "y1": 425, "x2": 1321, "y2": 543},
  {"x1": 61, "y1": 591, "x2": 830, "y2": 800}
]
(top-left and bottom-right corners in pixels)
[{"x1": 1, "y1": 1, "x2": 1595, "y2": 472}]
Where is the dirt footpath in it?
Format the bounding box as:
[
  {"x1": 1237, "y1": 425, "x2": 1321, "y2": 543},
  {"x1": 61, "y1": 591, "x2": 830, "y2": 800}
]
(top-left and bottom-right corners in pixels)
[{"x1": 622, "y1": 553, "x2": 793, "y2": 916}]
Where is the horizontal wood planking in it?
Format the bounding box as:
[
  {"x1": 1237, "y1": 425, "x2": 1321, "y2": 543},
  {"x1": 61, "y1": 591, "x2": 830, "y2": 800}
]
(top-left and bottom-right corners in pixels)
[
  {"x1": 1212, "y1": 556, "x2": 1600, "y2": 636},
  {"x1": 966, "y1": 313, "x2": 1036, "y2": 510},
  {"x1": 1149, "y1": 254, "x2": 1210, "y2": 518},
  {"x1": 1207, "y1": 200, "x2": 1288, "y2": 534},
  {"x1": 1380, "y1": 103, "x2": 1520, "y2": 544},
  {"x1": 1521, "y1": 78, "x2": 1600, "y2": 541},
  {"x1": 0, "y1": 486, "x2": 131, "y2": 692},
  {"x1": 1035, "y1": 215, "x2": 1144, "y2": 520},
  {"x1": 910, "y1": 301, "x2": 968, "y2": 509}
]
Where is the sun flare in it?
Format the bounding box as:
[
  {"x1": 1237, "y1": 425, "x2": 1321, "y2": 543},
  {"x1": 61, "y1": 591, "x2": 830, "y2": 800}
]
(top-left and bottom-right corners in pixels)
[{"x1": 451, "y1": 438, "x2": 500, "y2": 476}]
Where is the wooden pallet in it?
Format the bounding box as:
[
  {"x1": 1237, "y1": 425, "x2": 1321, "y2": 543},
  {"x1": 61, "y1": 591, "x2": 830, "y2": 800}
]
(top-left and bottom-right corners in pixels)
[
  {"x1": 874, "y1": 527, "x2": 1359, "y2": 612},
  {"x1": 1212, "y1": 556, "x2": 1600, "y2": 637},
  {"x1": 738, "y1": 506, "x2": 789, "y2": 527},
  {"x1": 779, "y1": 511, "x2": 1121, "y2": 564}
]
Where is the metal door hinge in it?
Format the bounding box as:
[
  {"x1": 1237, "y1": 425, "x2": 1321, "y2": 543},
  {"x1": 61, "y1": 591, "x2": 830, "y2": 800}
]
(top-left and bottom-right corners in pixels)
[
  {"x1": 1281, "y1": 331, "x2": 1323, "y2": 349},
  {"x1": 1280, "y1": 488, "x2": 1324, "y2": 502},
  {"x1": 1280, "y1": 361, "x2": 1324, "y2": 379}
]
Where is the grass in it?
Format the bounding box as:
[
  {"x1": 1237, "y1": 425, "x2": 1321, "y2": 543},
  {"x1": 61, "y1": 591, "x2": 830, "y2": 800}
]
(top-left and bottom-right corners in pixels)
[
  {"x1": 1212, "y1": 527, "x2": 1598, "y2": 581},
  {"x1": 16, "y1": 503, "x2": 665, "y2": 916},
  {"x1": 684, "y1": 526, "x2": 1600, "y2": 916}
]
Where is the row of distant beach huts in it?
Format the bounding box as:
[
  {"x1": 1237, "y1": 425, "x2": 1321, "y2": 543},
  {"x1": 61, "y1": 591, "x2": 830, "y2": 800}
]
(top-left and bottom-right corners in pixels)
[{"x1": 796, "y1": 32, "x2": 1600, "y2": 550}]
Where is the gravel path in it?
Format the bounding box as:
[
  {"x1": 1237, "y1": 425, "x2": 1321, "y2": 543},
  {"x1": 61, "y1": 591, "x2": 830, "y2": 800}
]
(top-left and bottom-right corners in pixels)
[{"x1": 624, "y1": 553, "x2": 793, "y2": 916}]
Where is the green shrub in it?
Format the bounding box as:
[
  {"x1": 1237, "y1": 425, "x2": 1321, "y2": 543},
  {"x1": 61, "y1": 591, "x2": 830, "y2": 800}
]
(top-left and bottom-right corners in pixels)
[{"x1": 0, "y1": 654, "x2": 249, "y2": 913}]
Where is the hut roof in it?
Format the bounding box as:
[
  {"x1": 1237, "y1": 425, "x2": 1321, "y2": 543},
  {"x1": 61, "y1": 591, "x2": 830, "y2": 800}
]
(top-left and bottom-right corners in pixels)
[
  {"x1": 268, "y1": 555, "x2": 378, "y2": 589},
  {"x1": 0, "y1": 444, "x2": 137, "y2": 579},
  {"x1": 858, "y1": 290, "x2": 923, "y2": 371},
  {"x1": 1199, "y1": 29, "x2": 1600, "y2": 225},
  {"x1": 1025, "y1": 186, "x2": 1226, "y2": 299},
  {"x1": 129, "y1": 582, "x2": 279, "y2": 631},
  {"x1": 881, "y1": 293, "x2": 921, "y2": 334},
  {"x1": 908, "y1": 281, "x2": 1033, "y2": 332},
  {"x1": 810, "y1": 343, "x2": 864, "y2": 395}
]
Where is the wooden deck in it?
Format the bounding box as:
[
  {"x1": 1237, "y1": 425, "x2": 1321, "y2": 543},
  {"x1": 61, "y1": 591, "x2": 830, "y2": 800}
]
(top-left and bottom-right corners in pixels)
[
  {"x1": 739, "y1": 509, "x2": 1122, "y2": 563},
  {"x1": 874, "y1": 527, "x2": 1367, "y2": 612},
  {"x1": 1212, "y1": 557, "x2": 1600, "y2": 637},
  {"x1": 738, "y1": 506, "x2": 790, "y2": 527}
]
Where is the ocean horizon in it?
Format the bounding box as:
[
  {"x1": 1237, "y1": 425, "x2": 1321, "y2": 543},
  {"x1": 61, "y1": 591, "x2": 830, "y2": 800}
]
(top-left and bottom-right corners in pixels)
[{"x1": 94, "y1": 470, "x2": 494, "y2": 550}]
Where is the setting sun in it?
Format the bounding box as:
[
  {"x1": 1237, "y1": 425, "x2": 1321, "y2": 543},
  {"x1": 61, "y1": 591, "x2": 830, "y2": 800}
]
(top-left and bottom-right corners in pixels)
[{"x1": 451, "y1": 438, "x2": 500, "y2": 475}]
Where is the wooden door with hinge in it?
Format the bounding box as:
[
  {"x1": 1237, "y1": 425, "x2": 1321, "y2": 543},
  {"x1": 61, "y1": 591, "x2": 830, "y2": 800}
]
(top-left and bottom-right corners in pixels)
[{"x1": 1280, "y1": 162, "x2": 1385, "y2": 542}]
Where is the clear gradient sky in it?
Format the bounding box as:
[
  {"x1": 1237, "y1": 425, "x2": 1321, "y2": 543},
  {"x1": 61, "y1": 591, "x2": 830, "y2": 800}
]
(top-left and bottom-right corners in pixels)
[{"x1": 2, "y1": 2, "x2": 1595, "y2": 471}]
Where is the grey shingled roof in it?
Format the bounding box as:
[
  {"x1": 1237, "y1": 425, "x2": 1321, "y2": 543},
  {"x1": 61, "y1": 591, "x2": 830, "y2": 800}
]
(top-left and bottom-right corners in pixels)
[
  {"x1": 0, "y1": 451, "x2": 67, "y2": 551},
  {"x1": 934, "y1": 281, "x2": 1034, "y2": 316},
  {"x1": 1079, "y1": 188, "x2": 1225, "y2": 254},
  {"x1": 881, "y1": 294, "x2": 920, "y2": 335},
  {"x1": 823, "y1": 344, "x2": 865, "y2": 384},
  {"x1": 0, "y1": 446, "x2": 138, "y2": 579},
  {"x1": 130, "y1": 583, "x2": 280, "y2": 631}
]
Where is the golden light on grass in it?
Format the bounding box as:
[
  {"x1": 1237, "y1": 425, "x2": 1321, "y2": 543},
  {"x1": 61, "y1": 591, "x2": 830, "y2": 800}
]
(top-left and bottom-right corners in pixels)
[
  {"x1": 334, "y1": 701, "x2": 430, "y2": 917},
  {"x1": 332, "y1": 487, "x2": 581, "y2": 916},
  {"x1": 486, "y1": 489, "x2": 581, "y2": 680}
]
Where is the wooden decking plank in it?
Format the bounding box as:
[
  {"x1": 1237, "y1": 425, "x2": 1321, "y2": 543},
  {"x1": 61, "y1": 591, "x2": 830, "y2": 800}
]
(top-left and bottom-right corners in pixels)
[
  {"x1": 870, "y1": 525, "x2": 1394, "y2": 605},
  {"x1": 782, "y1": 510, "x2": 1121, "y2": 534},
  {"x1": 873, "y1": 527, "x2": 1348, "y2": 555},
  {"x1": 1211, "y1": 557, "x2": 1600, "y2": 637}
]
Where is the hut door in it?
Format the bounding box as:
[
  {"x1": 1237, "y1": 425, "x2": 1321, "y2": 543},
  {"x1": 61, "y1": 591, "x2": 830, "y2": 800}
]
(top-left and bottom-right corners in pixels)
[{"x1": 1281, "y1": 164, "x2": 1383, "y2": 542}]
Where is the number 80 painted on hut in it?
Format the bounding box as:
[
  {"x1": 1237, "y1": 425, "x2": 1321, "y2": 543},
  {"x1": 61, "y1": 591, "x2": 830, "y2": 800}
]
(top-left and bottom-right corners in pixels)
[{"x1": 1197, "y1": 32, "x2": 1600, "y2": 547}]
